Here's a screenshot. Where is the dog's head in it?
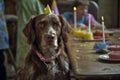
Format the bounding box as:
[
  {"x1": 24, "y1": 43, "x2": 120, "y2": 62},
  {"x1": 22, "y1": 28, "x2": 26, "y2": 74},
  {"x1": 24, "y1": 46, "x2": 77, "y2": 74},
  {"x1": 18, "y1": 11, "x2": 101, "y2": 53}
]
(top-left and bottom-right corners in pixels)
[{"x1": 23, "y1": 14, "x2": 71, "y2": 50}]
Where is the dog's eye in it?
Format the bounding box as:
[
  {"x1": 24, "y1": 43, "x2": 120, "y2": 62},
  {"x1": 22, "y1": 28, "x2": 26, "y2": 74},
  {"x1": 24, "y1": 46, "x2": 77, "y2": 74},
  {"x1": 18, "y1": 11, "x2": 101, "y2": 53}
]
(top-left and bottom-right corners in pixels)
[
  {"x1": 53, "y1": 22, "x2": 60, "y2": 27},
  {"x1": 52, "y1": 23, "x2": 61, "y2": 31},
  {"x1": 38, "y1": 24, "x2": 44, "y2": 29},
  {"x1": 38, "y1": 22, "x2": 47, "y2": 29}
]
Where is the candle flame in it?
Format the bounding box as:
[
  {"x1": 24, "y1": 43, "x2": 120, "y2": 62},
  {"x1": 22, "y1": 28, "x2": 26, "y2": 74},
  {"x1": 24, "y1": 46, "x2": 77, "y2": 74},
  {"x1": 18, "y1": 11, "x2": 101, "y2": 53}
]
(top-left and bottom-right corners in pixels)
[
  {"x1": 102, "y1": 16, "x2": 104, "y2": 22},
  {"x1": 73, "y1": 6, "x2": 77, "y2": 11}
]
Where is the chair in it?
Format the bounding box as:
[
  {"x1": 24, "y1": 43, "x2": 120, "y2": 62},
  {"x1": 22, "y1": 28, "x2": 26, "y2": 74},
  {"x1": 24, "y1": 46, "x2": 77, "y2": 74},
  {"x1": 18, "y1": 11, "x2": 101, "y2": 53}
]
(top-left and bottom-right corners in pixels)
[{"x1": 5, "y1": 14, "x2": 18, "y2": 79}]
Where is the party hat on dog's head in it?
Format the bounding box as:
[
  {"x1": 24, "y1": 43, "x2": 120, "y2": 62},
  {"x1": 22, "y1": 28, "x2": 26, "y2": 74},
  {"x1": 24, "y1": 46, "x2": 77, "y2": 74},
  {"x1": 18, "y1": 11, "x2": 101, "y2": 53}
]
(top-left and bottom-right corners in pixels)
[
  {"x1": 51, "y1": 0, "x2": 59, "y2": 15},
  {"x1": 44, "y1": 5, "x2": 52, "y2": 14}
]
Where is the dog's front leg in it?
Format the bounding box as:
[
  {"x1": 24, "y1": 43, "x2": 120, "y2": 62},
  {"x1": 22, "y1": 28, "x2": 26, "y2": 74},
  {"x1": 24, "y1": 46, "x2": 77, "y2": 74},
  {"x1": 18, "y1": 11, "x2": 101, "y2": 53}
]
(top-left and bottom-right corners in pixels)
[{"x1": 56, "y1": 56, "x2": 70, "y2": 80}]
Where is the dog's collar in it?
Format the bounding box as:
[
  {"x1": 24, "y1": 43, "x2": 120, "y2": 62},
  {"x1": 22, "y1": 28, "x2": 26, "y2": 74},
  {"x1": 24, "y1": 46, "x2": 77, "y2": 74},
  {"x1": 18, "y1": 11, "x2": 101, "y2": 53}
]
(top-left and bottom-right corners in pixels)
[{"x1": 35, "y1": 49, "x2": 61, "y2": 62}]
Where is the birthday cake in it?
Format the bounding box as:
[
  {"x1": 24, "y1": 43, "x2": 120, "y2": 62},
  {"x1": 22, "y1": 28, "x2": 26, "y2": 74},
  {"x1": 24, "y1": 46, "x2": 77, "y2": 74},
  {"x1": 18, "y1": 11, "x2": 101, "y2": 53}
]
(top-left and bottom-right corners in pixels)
[
  {"x1": 72, "y1": 28, "x2": 94, "y2": 40},
  {"x1": 93, "y1": 43, "x2": 110, "y2": 54},
  {"x1": 93, "y1": 30, "x2": 110, "y2": 39},
  {"x1": 94, "y1": 43, "x2": 107, "y2": 50}
]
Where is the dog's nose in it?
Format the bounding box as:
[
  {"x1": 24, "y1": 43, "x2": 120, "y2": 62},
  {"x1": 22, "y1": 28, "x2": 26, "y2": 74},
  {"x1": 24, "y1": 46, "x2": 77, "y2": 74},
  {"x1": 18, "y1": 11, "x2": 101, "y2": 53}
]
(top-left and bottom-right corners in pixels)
[
  {"x1": 47, "y1": 35, "x2": 54, "y2": 40},
  {"x1": 45, "y1": 34, "x2": 55, "y2": 41}
]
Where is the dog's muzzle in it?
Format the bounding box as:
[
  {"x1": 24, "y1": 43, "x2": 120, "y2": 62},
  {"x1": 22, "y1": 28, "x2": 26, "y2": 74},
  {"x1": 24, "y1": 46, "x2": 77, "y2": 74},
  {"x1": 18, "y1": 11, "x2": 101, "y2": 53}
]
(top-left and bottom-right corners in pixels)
[
  {"x1": 42, "y1": 31, "x2": 58, "y2": 49},
  {"x1": 44, "y1": 34, "x2": 55, "y2": 44}
]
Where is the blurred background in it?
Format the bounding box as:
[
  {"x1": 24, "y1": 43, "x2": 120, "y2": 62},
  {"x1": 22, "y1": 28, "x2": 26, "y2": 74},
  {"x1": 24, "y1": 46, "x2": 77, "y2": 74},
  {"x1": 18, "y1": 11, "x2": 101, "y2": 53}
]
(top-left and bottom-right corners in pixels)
[
  {"x1": 4, "y1": 0, "x2": 120, "y2": 58},
  {"x1": 4, "y1": 0, "x2": 120, "y2": 28}
]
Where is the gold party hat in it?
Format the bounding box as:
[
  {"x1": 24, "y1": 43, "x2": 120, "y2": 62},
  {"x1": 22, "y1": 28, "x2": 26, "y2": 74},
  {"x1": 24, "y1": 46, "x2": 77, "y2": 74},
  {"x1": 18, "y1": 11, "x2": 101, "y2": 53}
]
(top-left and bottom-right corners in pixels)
[{"x1": 44, "y1": 5, "x2": 52, "y2": 14}]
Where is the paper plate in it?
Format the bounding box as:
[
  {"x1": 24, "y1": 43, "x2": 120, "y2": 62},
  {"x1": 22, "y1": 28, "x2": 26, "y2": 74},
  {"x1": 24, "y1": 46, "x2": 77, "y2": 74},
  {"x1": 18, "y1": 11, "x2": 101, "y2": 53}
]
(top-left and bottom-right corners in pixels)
[{"x1": 98, "y1": 54, "x2": 120, "y2": 61}]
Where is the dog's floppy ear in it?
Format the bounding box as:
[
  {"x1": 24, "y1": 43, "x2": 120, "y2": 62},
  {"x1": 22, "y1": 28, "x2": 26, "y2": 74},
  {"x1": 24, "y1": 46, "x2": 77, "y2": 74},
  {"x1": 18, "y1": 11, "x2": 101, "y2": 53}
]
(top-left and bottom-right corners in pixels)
[
  {"x1": 59, "y1": 15, "x2": 72, "y2": 43},
  {"x1": 23, "y1": 17, "x2": 36, "y2": 44}
]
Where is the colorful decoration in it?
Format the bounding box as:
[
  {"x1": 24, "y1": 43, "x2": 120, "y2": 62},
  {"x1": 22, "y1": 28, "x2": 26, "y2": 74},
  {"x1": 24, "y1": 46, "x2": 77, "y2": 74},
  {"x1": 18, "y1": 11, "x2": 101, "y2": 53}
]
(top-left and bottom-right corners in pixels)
[
  {"x1": 44, "y1": 5, "x2": 52, "y2": 14},
  {"x1": 51, "y1": 0, "x2": 59, "y2": 15}
]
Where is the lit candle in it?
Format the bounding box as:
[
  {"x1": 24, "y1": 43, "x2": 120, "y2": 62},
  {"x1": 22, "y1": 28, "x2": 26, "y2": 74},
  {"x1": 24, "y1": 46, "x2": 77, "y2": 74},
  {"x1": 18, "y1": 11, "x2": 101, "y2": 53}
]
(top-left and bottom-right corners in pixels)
[
  {"x1": 102, "y1": 16, "x2": 105, "y2": 44},
  {"x1": 73, "y1": 6, "x2": 77, "y2": 28},
  {"x1": 88, "y1": 14, "x2": 91, "y2": 32}
]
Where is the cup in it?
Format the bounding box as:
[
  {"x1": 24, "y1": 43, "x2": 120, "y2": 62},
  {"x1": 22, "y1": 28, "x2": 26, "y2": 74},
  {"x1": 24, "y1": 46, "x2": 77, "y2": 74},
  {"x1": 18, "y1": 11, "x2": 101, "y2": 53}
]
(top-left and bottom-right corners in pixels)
[{"x1": 109, "y1": 51, "x2": 120, "y2": 59}]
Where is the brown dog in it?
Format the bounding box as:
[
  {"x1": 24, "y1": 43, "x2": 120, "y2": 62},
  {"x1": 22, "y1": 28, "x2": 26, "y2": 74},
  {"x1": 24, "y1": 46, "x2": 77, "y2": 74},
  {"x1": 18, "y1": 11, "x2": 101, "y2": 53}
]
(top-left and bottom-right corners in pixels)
[{"x1": 16, "y1": 14, "x2": 71, "y2": 80}]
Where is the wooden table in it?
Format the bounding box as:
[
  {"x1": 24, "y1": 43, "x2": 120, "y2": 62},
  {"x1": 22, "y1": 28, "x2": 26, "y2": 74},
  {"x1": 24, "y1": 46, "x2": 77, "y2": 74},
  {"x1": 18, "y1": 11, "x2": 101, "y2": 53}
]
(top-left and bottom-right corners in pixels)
[{"x1": 67, "y1": 33, "x2": 120, "y2": 80}]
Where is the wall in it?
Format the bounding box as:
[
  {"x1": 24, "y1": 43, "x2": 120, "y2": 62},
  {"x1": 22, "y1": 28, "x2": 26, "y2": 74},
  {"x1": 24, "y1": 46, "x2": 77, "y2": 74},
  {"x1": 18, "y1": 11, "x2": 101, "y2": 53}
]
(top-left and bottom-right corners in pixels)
[{"x1": 98, "y1": 0, "x2": 119, "y2": 28}]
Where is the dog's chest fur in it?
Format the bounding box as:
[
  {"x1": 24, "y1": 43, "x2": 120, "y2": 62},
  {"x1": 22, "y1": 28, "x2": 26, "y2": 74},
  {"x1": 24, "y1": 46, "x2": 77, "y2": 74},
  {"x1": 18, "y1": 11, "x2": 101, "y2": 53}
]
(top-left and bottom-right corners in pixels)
[
  {"x1": 30, "y1": 54, "x2": 68, "y2": 80},
  {"x1": 36, "y1": 61, "x2": 62, "y2": 80}
]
